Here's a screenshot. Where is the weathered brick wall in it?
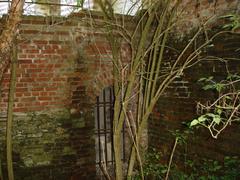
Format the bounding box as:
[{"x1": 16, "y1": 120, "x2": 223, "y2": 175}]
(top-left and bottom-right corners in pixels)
[
  {"x1": 175, "y1": 0, "x2": 239, "y2": 36},
  {"x1": 0, "y1": 14, "x2": 116, "y2": 113},
  {"x1": 149, "y1": 32, "x2": 240, "y2": 164},
  {"x1": 0, "y1": 1, "x2": 239, "y2": 179},
  {"x1": 0, "y1": 13, "x2": 117, "y2": 180}
]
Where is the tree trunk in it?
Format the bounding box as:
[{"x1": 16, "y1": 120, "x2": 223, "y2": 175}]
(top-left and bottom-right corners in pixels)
[
  {"x1": 114, "y1": 132, "x2": 123, "y2": 180},
  {"x1": 0, "y1": 3, "x2": 24, "y2": 178},
  {"x1": 6, "y1": 42, "x2": 18, "y2": 180}
]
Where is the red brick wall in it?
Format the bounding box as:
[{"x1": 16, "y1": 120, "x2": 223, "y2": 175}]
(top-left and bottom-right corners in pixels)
[
  {"x1": 0, "y1": 14, "x2": 117, "y2": 114},
  {"x1": 0, "y1": 13, "x2": 133, "y2": 179},
  {"x1": 1, "y1": 17, "x2": 71, "y2": 112},
  {"x1": 0, "y1": 1, "x2": 239, "y2": 179},
  {"x1": 0, "y1": 14, "x2": 118, "y2": 180},
  {"x1": 1, "y1": 0, "x2": 239, "y2": 114}
]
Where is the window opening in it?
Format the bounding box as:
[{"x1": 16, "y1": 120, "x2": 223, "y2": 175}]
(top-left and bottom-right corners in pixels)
[{"x1": 95, "y1": 86, "x2": 126, "y2": 178}]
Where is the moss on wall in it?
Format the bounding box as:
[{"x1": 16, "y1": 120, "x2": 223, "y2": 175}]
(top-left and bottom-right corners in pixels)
[{"x1": 0, "y1": 108, "x2": 96, "y2": 180}]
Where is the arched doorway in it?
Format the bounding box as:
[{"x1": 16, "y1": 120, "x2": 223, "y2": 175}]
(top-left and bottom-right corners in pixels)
[{"x1": 94, "y1": 87, "x2": 127, "y2": 178}]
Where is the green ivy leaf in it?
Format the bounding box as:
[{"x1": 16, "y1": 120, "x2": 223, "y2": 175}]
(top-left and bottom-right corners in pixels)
[
  {"x1": 198, "y1": 77, "x2": 207, "y2": 82},
  {"x1": 207, "y1": 76, "x2": 214, "y2": 81},
  {"x1": 160, "y1": 169, "x2": 167, "y2": 174},
  {"x1": 215, "y1": 83, "x2": 224, "y2": 92},
  {"x1": 198, "y1": 115, "x2": 207, "y2": 122},
  {"x1": 202, "y1": 84, "x2": 214, "y2": 90},
  {"x1": 216, "y1": 108, "x2": 222, "y2": 115},
  {"x1": 206, "y1": 113, "x2": 216, "y2": 118},
  {"x1": 213, "y1": 116, "x2": 221, "y2": 125},
  {"x1": 223, "y1": 24, "x2": 234, "y2": 29},
  {"x1": 227, "y1": 73, "x2": 240, "y2": 80},
  {"x1": 220, "y1": 14, "x2": 235, "y2": 18},
  {"x1": 225, "y1": 96, "x2": 232, "y2": 100},
  {"x1": 190, "y1": 119, "x2": 199, "y2": 127}
]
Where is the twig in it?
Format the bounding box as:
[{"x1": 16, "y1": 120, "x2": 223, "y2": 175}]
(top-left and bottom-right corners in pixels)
[{"x1": 165, "y1": 137, "x2": 178, "y2": 180}]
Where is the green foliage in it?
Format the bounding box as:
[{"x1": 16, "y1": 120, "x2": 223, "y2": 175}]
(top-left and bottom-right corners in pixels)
[
  {"x1": 198, "y1": 76, "x2": 225, "y2": 92},
  {"x1": 221, "y1": 14, "x2": 240, "y2": 31},
  {"x1": 190, "y1": 73, "x2": 240, "y2": 138},
  {"x1": 227, "y1": 73, "x2": 240, "y2": 80},
  {"x1": 193, "y1": 157, "x2": 240, "y2": 180},
  {"x1": 169, "y1": 129, "x2": 193, "y2": 145},
  {"x1": 223, "y1": 156, "x2": 240, "y2": 179},
  {"x1": 190, "y1": 113, "x2": 221, "y2": 127},
  {"x1": 76, "y1": 0, "x2": 85, "y2": 7},
  {"x1": 198, "y1": 73, "x2": 240, "y2": 92},
  {"x1": 132, "y1": 148, "x2": 167, "y2": 180},
  {"x1": 132, "y1": 149, "x2": 240, "y2": 180},
  {"x1": 70, "y1": 0, "x2": 84, "y2": 10}
]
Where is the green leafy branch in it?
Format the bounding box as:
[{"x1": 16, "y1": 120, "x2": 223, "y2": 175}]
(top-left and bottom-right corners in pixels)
[
  {"x1": 221, "y1": 14, "x2": 240, "y2": 31},
  {"x1": 190, "y1": 74, "x2": 240, "y2": 138}
]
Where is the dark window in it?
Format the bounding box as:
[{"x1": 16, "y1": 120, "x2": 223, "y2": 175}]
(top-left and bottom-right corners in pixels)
[{"x1": 95, "y1": 87, "x2": 126, "y2": 178}]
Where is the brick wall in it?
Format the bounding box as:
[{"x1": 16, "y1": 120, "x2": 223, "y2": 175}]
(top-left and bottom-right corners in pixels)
[
  {"x1": 0, "y1": 1, "x2": 238, "y2": 118},
  {"x1": 0, "y1": 1, "x2": 239, "y2": 179},
  {"x1": 0, "y1": 13, "x2": 117, "y2": 180},
  {"x1": 175, "y1": 0, "x2": 239, "y2": 36},
  {"x1": 149, "y1": 32, "x2": 240, "y2": 164},
  {"x1": 0, "y1": 11, "x2": 134, "y2": 179},
  {"x1": 0, "y1": 15, "x2": 114, "y2": 113}
]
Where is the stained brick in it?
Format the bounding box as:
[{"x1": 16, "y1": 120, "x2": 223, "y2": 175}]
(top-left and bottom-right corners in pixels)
[{"x1": 1, "y1": 3, "x2": 239, "y2": 179}]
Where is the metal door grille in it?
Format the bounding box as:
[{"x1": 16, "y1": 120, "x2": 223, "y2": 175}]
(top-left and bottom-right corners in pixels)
[{"x1": 95, "y1": 87, "x2": 126, "y2": 177}]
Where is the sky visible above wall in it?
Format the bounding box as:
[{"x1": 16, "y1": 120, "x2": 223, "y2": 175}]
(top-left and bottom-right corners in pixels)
[{"x1": 0, "y1": 0, "x2": 141, "y2": 16}]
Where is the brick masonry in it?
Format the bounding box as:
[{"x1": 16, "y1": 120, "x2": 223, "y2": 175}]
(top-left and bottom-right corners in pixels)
[
  {"x1": 149, "y1": 32, "x2": 240, "y2": 164},
  {"x1": 0, "y1": 13, "x2": 116, "y2": 180},
  {"x1": 0, "y1": 0, "x2": 239, "y2": 179}
]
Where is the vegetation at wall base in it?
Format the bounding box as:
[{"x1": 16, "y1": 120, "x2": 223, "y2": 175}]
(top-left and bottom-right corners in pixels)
[{"x1": 132, "y1": 148, "x2": 240, "y2": 180}]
